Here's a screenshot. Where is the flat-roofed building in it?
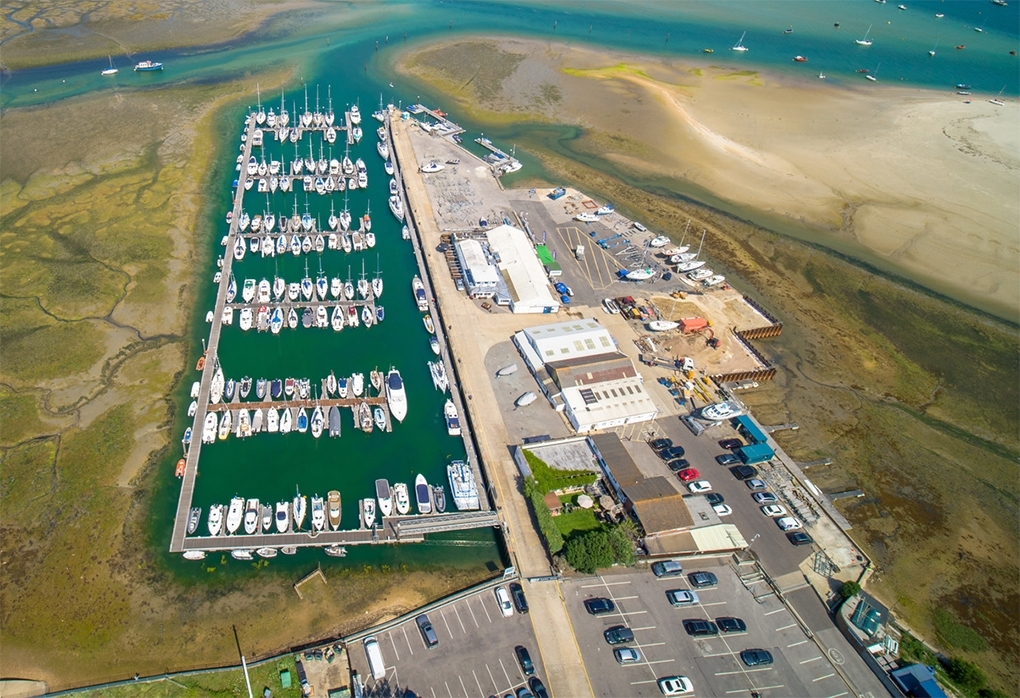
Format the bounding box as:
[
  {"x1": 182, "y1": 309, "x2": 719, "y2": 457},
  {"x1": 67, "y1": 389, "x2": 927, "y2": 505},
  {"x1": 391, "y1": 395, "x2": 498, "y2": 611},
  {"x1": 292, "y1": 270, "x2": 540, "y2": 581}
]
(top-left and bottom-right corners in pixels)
[
  {"x1": 486, "y1": 224, "x2": 560, "y2": 314},
  {"x1": 454, "y1": 238, "x2": 500, "y2": 298}
]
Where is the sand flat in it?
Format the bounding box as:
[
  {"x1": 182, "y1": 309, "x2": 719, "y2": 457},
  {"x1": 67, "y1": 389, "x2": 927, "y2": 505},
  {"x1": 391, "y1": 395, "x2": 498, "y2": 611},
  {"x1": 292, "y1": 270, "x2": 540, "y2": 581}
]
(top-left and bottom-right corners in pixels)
[{"x1": 398, "y1": 38, "x2": 1019, "y2": 318}]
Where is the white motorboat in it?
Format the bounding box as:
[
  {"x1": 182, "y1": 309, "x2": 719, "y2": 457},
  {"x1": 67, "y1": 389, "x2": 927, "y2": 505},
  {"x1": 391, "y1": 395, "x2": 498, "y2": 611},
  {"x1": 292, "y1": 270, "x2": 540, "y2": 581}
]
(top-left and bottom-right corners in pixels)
[
  {"x1": 327, "y1": 490, "x2": 342, "y2": 530},
  {"x1": 701, "y1": 401, "x2": 744, "y2": 421},
  {"x1": 266, "y1": 407, "x2": 279, "y2": 433},
  {"x1": 242, "y1": 278, "x2": 256, "y2": 303},
  {"x1": 376, "y1": 479, "x2": 393, "y2": 517},
  {"x1": 388, "y1": 194, "x2": 404, "y2": 220},
  {"x1": 447, "y1": 460, "x2": 480, "y2": 510},
  {"x1": 361, "y1": 497, "x2": 376, "y2": 528},
  {"x1": 430, "y1": 336, "x2": 441, "y2": 355},
  {"x1": 275, "y1": 501, "x2": 291, "y2": 533},
  {"x1": 703, "y1": 274, "x2": 727, "y2": 288},
  {"x1": 429, "y1": 360, "x2": 449, "y2": 393},
  {"x1": 574, "y1": 212, "x2": 598, "y2": 222},
  {"x1": 262, "y1": 503, "x2": 273, "y2": 532},
  {"x1": 338, "y1": 376, "x2": 349, "y2": 399},
  {"x1": 412, "y1": 276, "x2": 428, "y2": 311},
  {"x1": 279, "y1": 407, "x2": 293, "y2": 434},
  {"x1": 445, "y1": 399, "x2": 462, "y2": 436},
  {"x1": 328, "y1": 405, "x2": 341, "y2": 437},
  {"x1": 218, "y1": 410, "x2": 233, "y2": 440},
  {"x1": 231, "y1": 549, "x2": 254, "y2": 561},
  {"x1": 251, "y1": 408, "x2": 264, "y2": 434},
  {"x1": 625, "y1": 268, "x2": 655, "y2": 281},
  {"x1": 647, "y1": 320, "x2": 680, "y2": 332},
  {"x1": 421, "y1": 161, "x2": 444, "y2": 173},
  {"x1": 649, "y1": 235, "x2": 671, "y2": 248},
  {"x1": 352, "y1": 372, "x2": 365, "y2": 397},
  {"x1": 207, "y1": 504, "x2": 224, "y2": 536},
  {"x1": 385, "y1": 368, "x2": 407, "y2": 422},
  {"x1": 202, "y1": 412, "x2": 218, "y2": 443},
  {"x1": 243, "y1": 498, "x2": 260, "y2": 535},
  {"x1": 415, "y1": 474, "x2": 432, "y2": 514},
  {"x1": 393, "y1": 482, "x2": 411, "y2": 515},
  {"x1": 311, "y1": 495, "x2": 325, "y2": 531},
  {"x1": 226, "y1": 496, "x2": 245, "y2": 534}
]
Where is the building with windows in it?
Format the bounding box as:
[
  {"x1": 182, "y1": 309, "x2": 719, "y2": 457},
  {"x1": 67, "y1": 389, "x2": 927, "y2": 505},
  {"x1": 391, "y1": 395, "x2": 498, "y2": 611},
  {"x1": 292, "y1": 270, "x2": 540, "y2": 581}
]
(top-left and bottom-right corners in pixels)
[
  {"x1": 453, "y1": 238, "x2": 500, "y2": 298},
  {"x1": 486, "y1": 224, "x2": 560, "y2": 314},
  {"x1": 513, "y1": 319, "x2": 658, "y2": 433}
]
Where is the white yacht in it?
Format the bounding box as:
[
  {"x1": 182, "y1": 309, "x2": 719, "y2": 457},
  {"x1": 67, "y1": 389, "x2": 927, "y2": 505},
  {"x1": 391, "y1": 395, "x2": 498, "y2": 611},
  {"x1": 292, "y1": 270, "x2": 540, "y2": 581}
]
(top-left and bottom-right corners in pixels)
[
  {"x1": 376, "y1": 479, "x2": 392, "y2": 518},
  {"x1": 293, "y1": 488, "x2": 307, "y2": 530},
  {"x1": 361, "y1": 498, "x2": 376, "y2": 528},
  {"x1": 327, "y1": 490, "x2": 342, "y2": 530},
  {"x1": 701, "y1": 401, "x2": 744, "y2": 421},
  {"x1": 311, "y1": 494, "x2": 326, "y2": 531},
  {"x1": 392, "y1": 482, "x2": 411, "y2": 516},
  {"x1": 385, "y1": 368, "x2": 407, "y2": 422},
  {"x1": 447, "y1": 460, "x2": 480, "y2": 510},
  {"x1": 226, "y1": 496, "x2": 245, "y2": 534},
  {"x1": 445, "y1": 399, "x2": 462, "y2": 436},
  {"x1": 207, "y1": 504, "x2": 224, "y2": 536}
]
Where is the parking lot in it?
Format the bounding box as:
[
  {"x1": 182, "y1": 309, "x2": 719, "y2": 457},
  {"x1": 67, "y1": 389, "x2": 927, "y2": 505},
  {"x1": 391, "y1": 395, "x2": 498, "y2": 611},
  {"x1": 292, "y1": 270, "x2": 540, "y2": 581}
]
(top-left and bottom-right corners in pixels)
[
  {"x1": 349, "y1": 582, "x2": 546, "y2": 698},
  {"x1": 563, "y1": 566, "x2": 852, "y2": 698}
]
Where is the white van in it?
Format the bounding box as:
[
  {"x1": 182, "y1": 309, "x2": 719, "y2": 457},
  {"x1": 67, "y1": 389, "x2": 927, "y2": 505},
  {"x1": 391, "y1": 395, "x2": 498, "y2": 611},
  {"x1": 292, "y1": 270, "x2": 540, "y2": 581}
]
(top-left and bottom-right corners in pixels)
[{"x1": 364, "y1": 636, "x2": 386, "y2": 680}]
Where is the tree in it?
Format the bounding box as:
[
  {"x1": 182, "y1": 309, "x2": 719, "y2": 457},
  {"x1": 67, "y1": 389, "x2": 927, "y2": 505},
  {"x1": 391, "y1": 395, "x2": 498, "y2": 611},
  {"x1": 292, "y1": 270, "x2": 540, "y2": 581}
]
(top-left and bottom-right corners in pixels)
[
  {"x1": 943, "y1": 657, "x2": 986, "y2": 691},
  {"x1": 607, "y1": 526, "x2": 635, "y2": 566},
  {"x1": 839, "y1": 580, "x2": 861, "y2": 600},
  {"x1": 565, "y1": 530, "x2": 613, "y2": 574},
  {"x1": 522, "y1": 477, "x2": 563, "y2": 554}
]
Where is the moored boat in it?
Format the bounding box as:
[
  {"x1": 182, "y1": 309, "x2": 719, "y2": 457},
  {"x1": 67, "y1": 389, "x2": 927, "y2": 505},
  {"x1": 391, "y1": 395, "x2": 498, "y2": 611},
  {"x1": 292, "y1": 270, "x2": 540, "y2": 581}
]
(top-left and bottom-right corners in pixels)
[
  {"x1": 208, "y1": 503, "x2": 225, "y2": 536},
  {"x1": 376, "y1": 479, "x2": 392, "y2": 517},
  {"x1": 293, "y1": 487, "x2": 307, "y2": 530},
  {"x1": 415, "y1": 474, "x2": 432, "y2": 514},
  {"x1": 433, "y1": 486, "x2": 446, "y2": 513},
  {"x1": 311, "y1": 494, "x2": 325, "y2": 531},
  {"x1": 447, "y1": 460, "x2": 480, "y2": 510},
  {"x1": 327, "y1": 490, "x2": 342, "y2": 530},
  {"x1": 244, "y1": 498, "x2": 260, "y2": 535},
  {"x1": 187, "y1": 507, "x2": 201, "y2": 534},
  {"x1": 183, "y1": 550, "x2": 206, "y2": 561},
  {"x1": 444, "y1": 399, "x2": 462, "y2": 436},
  {"x1": 231, "y1": 549, "x2": 254, "y2": 561},
  {"x1": 226, "y1": 496, "x2": 245, "y2": 534},
  {"x1": 275, "y1": 501, "x2": 291, "y2": 533},
  {"x1": 324, "y1": 545, "x2": 347, "y2": 557},
  {"x1": 393, "y1": 482, "x2": 411, "y2": 515},
  {"x1": 134, "y1": 60, "x2": 163, "y2": 71},
  {"x1": 361, "y1": 497, "x2": 376, "y2": 528},
  {"x1": 701, "y1": 400, "x2": 744, "y2": 421},
  {"x1": 385, "y1": 368, "x2": 407, "y2": 422}
]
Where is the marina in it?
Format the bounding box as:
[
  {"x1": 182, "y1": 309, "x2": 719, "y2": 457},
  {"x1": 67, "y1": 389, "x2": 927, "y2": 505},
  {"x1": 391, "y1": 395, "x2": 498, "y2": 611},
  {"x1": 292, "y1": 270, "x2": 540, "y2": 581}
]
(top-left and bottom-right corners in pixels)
[{"x1": 170, "y1": 97, "x2": 492, "y2": 556}]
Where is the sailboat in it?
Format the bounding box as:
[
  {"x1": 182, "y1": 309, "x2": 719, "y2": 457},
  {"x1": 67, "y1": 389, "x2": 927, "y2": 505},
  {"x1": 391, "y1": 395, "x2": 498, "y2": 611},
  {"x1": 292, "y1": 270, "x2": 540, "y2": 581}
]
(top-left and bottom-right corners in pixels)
[
  {"x1": 101, "y1": 56, "x2": 118, "y2": 76},
  {"x1": 676, "y1": 229, "x2": 708, "y2": 273},
  {"x1": 732, "y1": 31, "x2": 749, "y2": 52},
  {"x1": 990, "y1": 86, "x2": 1006, "y2": 107},
  {"x1": 855, "y1": 24, "x2": 874, "y2": 46},
  {"x1": 866, "y1": 63, "x2": 881, "y2": 81},
  {"x1": 372, "y1": 255, "x2": 384, "y2": 298},
  {"x1": 929, "y1": 39, "x2": 939, "y2": 57}
]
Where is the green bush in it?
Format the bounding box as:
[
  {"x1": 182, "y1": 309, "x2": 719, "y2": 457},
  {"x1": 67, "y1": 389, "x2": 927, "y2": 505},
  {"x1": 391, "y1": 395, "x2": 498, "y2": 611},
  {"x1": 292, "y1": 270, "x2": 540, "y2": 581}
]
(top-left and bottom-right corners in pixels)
[
  {"x1": 943, "y1": 657, "x2": 987, "y2": 691},
  {"x1": 933, "y1": 608, "x2": 989, "y2": 653},
  {"x1": 523, "y1": 450, "x2": 596, "y2": 494},
  {"x1": 607, "y1": 526, "x2": 635, "y2": 566},
  {"x1": 523, "y1": 477, "x2": 563, "y2": 554},
  {"x1": 899, "y1": 632, "x2": 937, "y2": 666},
  {"x1": 839, "y1": 580, "x2": 861, "y2": 600},
  {"x1": 565, "y1": 530, "x2": 614, "y2": 574}
]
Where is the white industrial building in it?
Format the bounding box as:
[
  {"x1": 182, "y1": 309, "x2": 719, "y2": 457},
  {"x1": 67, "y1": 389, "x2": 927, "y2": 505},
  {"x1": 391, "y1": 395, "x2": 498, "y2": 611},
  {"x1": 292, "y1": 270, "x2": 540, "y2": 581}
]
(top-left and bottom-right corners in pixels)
[
  {"x1": 454, "y1": 238, "x2": 500, "y2": 298},
  {"x1": 514, "y1": 318, "x2": 658, "y2": 433},
  {"x1": 486, "y1": 224, "x2": 560, "y2": 314}
]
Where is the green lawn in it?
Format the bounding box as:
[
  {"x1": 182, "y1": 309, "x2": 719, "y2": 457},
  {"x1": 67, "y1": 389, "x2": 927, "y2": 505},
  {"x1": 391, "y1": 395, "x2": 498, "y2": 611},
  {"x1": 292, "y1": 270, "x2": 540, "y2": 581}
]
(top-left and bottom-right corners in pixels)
[{"x1": 554, "y1": 507, "x2": 602, "y2": 539}]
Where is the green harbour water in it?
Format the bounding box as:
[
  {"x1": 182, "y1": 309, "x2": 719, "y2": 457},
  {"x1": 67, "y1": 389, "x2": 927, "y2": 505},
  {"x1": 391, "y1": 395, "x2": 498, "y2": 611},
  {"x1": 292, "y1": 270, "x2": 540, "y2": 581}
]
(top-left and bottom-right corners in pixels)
[{"x1": 3, "y1": 1, "x2": 1016, "y2": 573}]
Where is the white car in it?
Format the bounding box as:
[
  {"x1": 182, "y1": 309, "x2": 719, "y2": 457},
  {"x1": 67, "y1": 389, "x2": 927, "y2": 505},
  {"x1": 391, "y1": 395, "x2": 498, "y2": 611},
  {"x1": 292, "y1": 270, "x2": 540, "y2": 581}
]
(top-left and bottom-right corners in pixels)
[
  {"x1": 713, "y1": 504, "x2": 733, "y2": 517},
  {"x1": 687, "y1": 480, "x2": 712, "y2": 494},
  {"x1": 761, "y1": 504, "x2": 787, "y2": 517},
  {"x1": 776, "y1": 516, "x2": 803, "y2": 531},
  {"x1": 658, "y1": 676, "x2": 694, "y2": 696},
  {"x1": 495, "y1": 586, "x2": 514, "y2": 617}
]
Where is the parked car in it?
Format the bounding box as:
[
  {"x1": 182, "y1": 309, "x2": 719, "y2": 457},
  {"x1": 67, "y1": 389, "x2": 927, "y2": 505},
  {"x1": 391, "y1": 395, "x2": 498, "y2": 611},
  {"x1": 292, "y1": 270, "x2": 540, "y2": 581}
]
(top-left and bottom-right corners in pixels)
[
  {"x1": 651, "y1": 560, "x2": 683, "y2": 578},
  {"x1": 584, "y1": 597, "x2": 616, "y2": 615},
  {"x1": 657, "y1": 676, "x2": 694, "y2": 696},
  {"x1": 509, "y1": 582, "x2": 529, "y2": 614},
  {"x1": 650, "y1": 437, "x2": 673, "y2": 451},
  {"x1": 614, "y1": 647, "x2": 641, "y2": 664},
  {"x1": 713, "y1": 504, "x2": 733, "y2": 517},
  {"x1": 495, "y1": 587, "x2": 514, "y2": 617},
  {"x1": 416, "y1": 614, "x2": 439, "y2": 649},
  {"x1": 776, "y1": 516, "x2": 803, "y2": 531},
  {"x1": 715, "y1": 453, "x2": 741, "y2": 466},
  {"x1": 761, "y1": 504, "x2": 787, "y2": 517},
  {"x1": 745, "y1": 478, "x2": 767, "y2": 491},
  {"x1": 740, "y1": 649, "x2": 774, "y2": 667},
  {"x1": 787, "y1": 531, "x2": 814, "y2": 546},
  {"x1": 554, "y1": 282, "x2": 568, "y2": 294},
  {"x1": 705, "y1": 492, "x2": 725, "y2": 506},
  {"x1": 752, "y1": 491, "x2": 778, "y2": 504},
  {"x1": 687, "y1": 480, "x2": 712, "y2": 494},
  {"x1": 688, "y1": 571, "x2": 718, "y2": 588},
  {"x1": 516, "y1": 688, "x2": 534, "y2": 698},
  {"x1": 677, "y1": 468, "x2": 700, "y2": 483},
  {"x1": 604, "y1": 625, "x2": 635, "y2": 645},
  {"x1": 716, "y1": 617, "x2": 748, "y2": 634},
  {"x1": 682, "y1": 619, "x2": 719, "y2": 636},
  {"x1": 666, "y1": 589, "x2": 700, "y2": 607},
  {"x1": 560, "y1": 294, "x2": 571, "y2": 304},
  {"x1": 515, "y1": 645, "x2": 535, "y2": 676},
  {"x1": 731, "y1": 465, "x2": 759, "y2": 480},
  {"x1": 718, "y1": 438, "x2": 743, "y2": 450},
  {"x1": 660, "y1": 446, "x2": 686, "y2": 460},
  {"x1": 527, "y1": 677, "x2": 549, "y2": 698},
  {"x1": 666, "y1": 458, "x2": 690, "y2": 472}
]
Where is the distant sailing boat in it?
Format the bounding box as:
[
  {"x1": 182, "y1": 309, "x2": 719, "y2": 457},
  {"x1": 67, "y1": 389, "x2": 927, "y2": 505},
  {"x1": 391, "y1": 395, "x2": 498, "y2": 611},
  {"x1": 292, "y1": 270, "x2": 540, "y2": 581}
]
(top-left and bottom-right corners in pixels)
[
  {"x1": 929, "y1": 39, "x2": 939, "y2": 57},
  {"x1": 989, "y1": 86, "x2": 1006, "y2": 107},
  {"x1": 866, "y1": 63, "x2": 881, "y2": 81},
  {"x1": 101, "y1": 56, "x2": 118, "y2": 76},
  {"x1": 855, "y1": 24, "x2": 874, "y2": 46},
  {"x1": 732, "y1": 31, "x2": 749, "y2": 52}
]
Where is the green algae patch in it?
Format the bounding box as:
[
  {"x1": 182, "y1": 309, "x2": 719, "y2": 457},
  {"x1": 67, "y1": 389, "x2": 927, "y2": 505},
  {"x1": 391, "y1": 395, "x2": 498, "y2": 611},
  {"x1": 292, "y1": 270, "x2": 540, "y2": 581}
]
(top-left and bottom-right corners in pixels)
[
  {"x1": 562, "y1": 63, "x2": 652, "y2": 81},
  {"x1": 0, "y1": 388, "x2": 50, "y2": 447},
  {"x1": 0, "y1": 439, "x2": 58, "y2": 526},
  {"x1": 0, "y1": 319, "x2": 106, "y2": 384}
]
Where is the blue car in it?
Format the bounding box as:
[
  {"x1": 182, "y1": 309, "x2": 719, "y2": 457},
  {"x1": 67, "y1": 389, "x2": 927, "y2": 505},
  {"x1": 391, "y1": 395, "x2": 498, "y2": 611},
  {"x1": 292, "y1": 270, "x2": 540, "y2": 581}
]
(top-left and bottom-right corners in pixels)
[
  {"x1": 560, "y1": 294, "x2": 571, "y2": 304},
  {"x1": 554, "y1": 282, "x2": 568, "y2": 294}
]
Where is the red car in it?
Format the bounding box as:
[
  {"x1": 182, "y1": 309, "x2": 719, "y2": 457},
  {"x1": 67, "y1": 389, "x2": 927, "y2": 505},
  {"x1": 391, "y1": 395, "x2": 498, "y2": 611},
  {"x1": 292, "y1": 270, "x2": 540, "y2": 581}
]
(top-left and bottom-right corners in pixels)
[{"x1": 678, "y1": 468, "x2": 701, "y2": 482}]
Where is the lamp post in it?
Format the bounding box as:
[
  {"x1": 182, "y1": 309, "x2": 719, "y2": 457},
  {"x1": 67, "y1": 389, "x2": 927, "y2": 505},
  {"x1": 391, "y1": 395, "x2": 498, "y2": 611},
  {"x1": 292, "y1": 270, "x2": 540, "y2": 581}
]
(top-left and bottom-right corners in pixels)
[{"x1": 739, "y1": 533, "x2": 760, "y2": 562}]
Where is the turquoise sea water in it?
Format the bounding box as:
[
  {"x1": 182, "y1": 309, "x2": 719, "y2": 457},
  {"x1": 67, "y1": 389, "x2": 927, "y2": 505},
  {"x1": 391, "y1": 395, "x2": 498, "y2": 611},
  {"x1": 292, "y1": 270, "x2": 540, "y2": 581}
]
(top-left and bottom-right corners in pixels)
[{"x1": 2, "y1": 1, "x2": 1016, "y2": 571}]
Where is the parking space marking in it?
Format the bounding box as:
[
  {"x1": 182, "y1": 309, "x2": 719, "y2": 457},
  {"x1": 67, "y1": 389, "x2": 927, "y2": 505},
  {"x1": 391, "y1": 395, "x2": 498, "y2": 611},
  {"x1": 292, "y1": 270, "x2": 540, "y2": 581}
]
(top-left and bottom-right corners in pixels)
[
  {"x1": 630, "y1": 679, "x2": 659, "y2": 686},
  {"x1": 402, "y1": 625, "x2": 415, "y2": 654},
  {"x1": 614, "y1": 595, "x2": 640, "y2": 601},
  {"x1": 465, "y1": 597, "x2": 480, "y2": 628},
  {"x1": 388, "y1": 631, "x2": 401, "y2": 661},
  {"x1": 618, "y1": 610, "x2": 649, "y2": 617},
  {"x1": 826, "y1": 692, "x2": 849, "y2": 698},
  {"x1": 800, "y1": 656, "x2": 824, "y2": 664},
  {"x1": 764, "y1": 608, "x2": 785, "y2": 616},
  {"x1": 631, "y1": 625, "x2": 657, "y2": 631},
  {"x1": 444, "y1": 680, "x2": 453, "y2": 698},
  {"x1": 726, "y1": 685, "x2": 786, "y2": 694},
  {"x1": 703, "y1": 651, "x2": 739, "y2": 657},
  {"x1": 775, "y1": 622, "x2": 798, "y2": 631},
  {"x1": 787, "y1": 640, "x2": 809, "y2": 648},
  {"x1": 716, "y1": 667, "x2": 775, "y2": 676},
  {"x1": 458, "y1": 673, "x2": 470, "y2": 698},
  {"x1": 702, "y1": 601, "x2": 729, "y2": 607},
  {"x1": 813, "y1": 673, "x2": 836, "y2": 682},
  {"x1": 478, "y1": 595, "x2": 493, "y2": 623},
  {"x1": 440, "y1": 609, "x2": 454, "y2": 638},
  {"x1": 472, "y1": 670, "x2": 484, "y2": 697},
  {"x1": 452, "y1": 604, "x2": 467, "y2": 634},
  {"x1": 498, "y1": 657, "x2": 513, "y2": 687},
  {"x1": 430, "y1": 686, "x2": 437, "y2": 698},
  {"x1": 582, "y1": 581, "x2": 631, "y2": 588},
  {"x1": 485, "y1": 664, "x2": 498, "y2": 694}
]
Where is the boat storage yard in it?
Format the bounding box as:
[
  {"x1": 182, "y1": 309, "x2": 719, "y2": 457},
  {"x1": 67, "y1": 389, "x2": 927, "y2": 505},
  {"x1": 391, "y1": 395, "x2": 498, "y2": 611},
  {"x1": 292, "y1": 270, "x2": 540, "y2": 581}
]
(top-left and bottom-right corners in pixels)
[{"x1": 170, "y1": 96, "x2": 496, "y2": 558}]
